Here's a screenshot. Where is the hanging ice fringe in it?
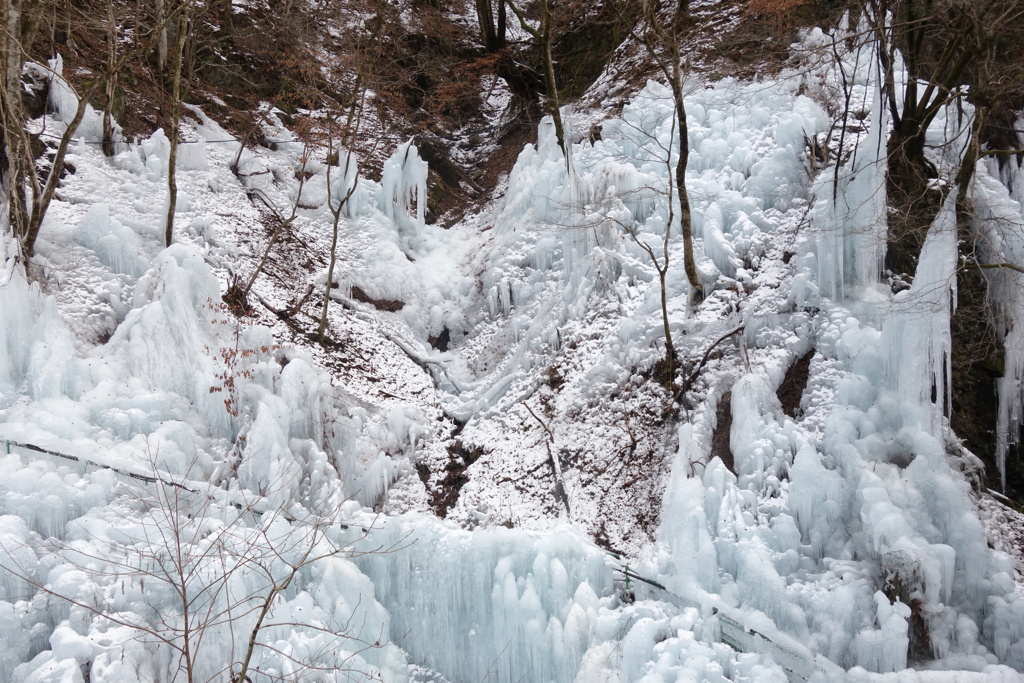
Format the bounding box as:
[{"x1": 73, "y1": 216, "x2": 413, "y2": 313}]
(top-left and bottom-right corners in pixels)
[
  {"x1": 813, "y1": 26, "x2": 888, "y2": 301},
  {"x1": 881, "y1": 191, "x2": 958, "y2": 438},
  {"x1": 976, "y1": 141, "x2": 1024, "y2": 491},
  {"x1": 380, "y1": 138, "x2": 428, "y2": 236}
]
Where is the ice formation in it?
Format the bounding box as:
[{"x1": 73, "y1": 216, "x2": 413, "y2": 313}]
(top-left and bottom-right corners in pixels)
[
  {"x1": 880, "y1": 192, "x2": 958, "y2": 437},
  {"x1": 972, "y1": 143, "x2": 1024, "y2": 490},
  {"x1": 380, "y1": 139, "x2": 429, "y2": 238},
  {"x1": 3, "y1": 20, "x2": 1024, "y2": 683}
]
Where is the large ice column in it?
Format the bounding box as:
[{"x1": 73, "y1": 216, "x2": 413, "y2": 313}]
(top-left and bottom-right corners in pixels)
[
  {"x1": 997, "y1": 320, "x2": 1024, "y2": 491},
  {"x1": 380, "y1": 139, "x2": 428, "y2": 236},
  {"x1": 0, "y1": 237, "x2": 39, "y2": 395},
  {"x1": 814, "y1": 50, "x2": 889, "y2": 299},
  {"x1": 29, "y1": 54, "x2": 110, "y2": 145},
  {"x1": 852, "y1": 591, "x2": 911, "y2": 673},
  {"x1": 0, "y1": 232, "x2": 79, "y2": 402},
  {"x1": 980, "y1": 142, "x2": 1024, "y2": 490},
  {"x1": 110, "y1": 244, "x2": 224, "y2": 413},
  {"x1": 657, "y1": 424, "x2": 721, "y2": 594},
  {"x1": 844, "y1": 65, "x2": 889, "y2": 289},
  {"x1": 881, "y1": 191, "x2": 958, "y2": 437}
]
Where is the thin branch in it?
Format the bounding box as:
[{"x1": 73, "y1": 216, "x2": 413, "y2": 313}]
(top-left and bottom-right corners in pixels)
[{"x1": 674, "y1": 324, "x2": 745, "y2": 401}]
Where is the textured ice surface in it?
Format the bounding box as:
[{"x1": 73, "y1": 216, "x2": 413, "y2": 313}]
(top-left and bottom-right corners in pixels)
[{"x1": 3, "y1": 24, "x2": 1024, "y2": 682}]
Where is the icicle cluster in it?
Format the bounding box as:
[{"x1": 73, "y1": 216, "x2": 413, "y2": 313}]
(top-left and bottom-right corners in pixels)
[{"x1": 380, "y1": 138, "x2": 428, "y2": 237}]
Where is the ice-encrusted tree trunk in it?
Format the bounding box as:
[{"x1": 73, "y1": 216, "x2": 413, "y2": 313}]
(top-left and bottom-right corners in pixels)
[
  {"x1": 944, "y1": 6, "x2": 1024, "y2": 494},
  {"x1": 165, "y1": 2, "x2": 190, "y2": 247},
  {"x1": 633, "y1": 0, "x2": 701, "y2": 301},
  {"x1": 862, "y1": 0, "x2": 1024, "y2": 490}
]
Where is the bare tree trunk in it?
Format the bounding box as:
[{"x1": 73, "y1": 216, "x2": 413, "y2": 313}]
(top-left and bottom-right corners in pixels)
[
  {"x1": 658, "y1": 266, "x2": 674, "y2": 371},
  {"x1": 1, "y1": 0, "x2": 20, "y2": 132},
  {"x1": 155, "y1": 0, "x2": 167, "y2": 72},
  {"x1": 165, "y1": 7, "x2": 188, "y2": 247},
  {"x1": 317, "y1": 171, "x2": 346, "y2": 341},
  {"x1": 638, "y1": 0, "x2": 700, "y2": 295},
  {"x1": 539, "y1": 0, "x2": 566, "y2": 161},
  {"x1": 22, "y1": 91, "x2": 88, "y2": 255},
  {"x1": 671, "y1": 76, "x2": 700, "y2": 295},
  {"x1": 2, "y1": 0, "x2": 30, "y2": 255},
  {"x1": 476, "y1": 0, "x2": 496, "y2": 50},
  {"x1": 507, "y1": 0, "x2": 567, "y2": 162},
  {"x1": 477, "y1": 0, "x2": 507, "y2": 52},
  {"x1": 660, "y1": 113, "x2": 679, "y2": 374},
  {"x1": 102, "y1": 77, "x2": 116, "y2": 156},
  {"x1": 58, "y1": 0, "x2": 72, "y2": 47},
  {"x1": 102, "y1": 0, "x2": 117, "y2": 157},
  {"x1": 318, "y1": 85, "x2": 362, "y2": 342},
  {"x1": 497, "y1": 0, "x2": 506, "y2": 48},
  {"x1": 19, "y1": 0, "x2": 44, "y2": 54}
]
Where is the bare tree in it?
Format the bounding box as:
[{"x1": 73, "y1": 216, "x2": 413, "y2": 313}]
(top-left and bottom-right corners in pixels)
[
  {"x1": 165, "y1": 0, "x2": 191, "y2": 247},
  {"x1": 316, "y1": 85, "x2": 363, "y2": 344},
  {"x1": 476, "y1": 0, "x2": 506, "y2": 52},
  {"x1": 0, "y1": 462, "x2": 402, "y2": 682},
  {"x1": 860, "y1": 0, "x2": 1024, "y2": 274},
  {"x1": 507, "y1": 0, "x2": 568, "y2": 164},
  {"x1": 219, "y1": 135, "x2": 314, "y2": 315},
  {"x1": 1, "y1": 0, "x2": 188, "y2": 261},
  {"x1": 1, "y1": 0, "x2": 54, "y2": 253},
  {"x1": 631, "y1": 0, "x2": 702, "y2": 299},
  {"x1": 578, "y1": 110, "x2": 685, "y2": 383},
  {"x1": 633, "y1": 117, "x2": 683, "y2": 381},
  {"x1": 102, "y1": 0, "x2": 119, "y2": 157}
]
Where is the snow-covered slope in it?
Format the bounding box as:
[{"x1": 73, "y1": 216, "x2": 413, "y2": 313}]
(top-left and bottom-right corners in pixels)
[{"x1": 3, "y1": 17, "x2": 1024, "y2": 683}]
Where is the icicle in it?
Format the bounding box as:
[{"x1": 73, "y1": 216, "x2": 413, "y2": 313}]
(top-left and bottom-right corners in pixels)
[
  {"x1": 45, "y1": 54, "x2": 80, "y2": 125},
  {"x1": 979, "y1": 124, "x2": 1024, "y2": 491},
  {"x1": 351, "y1": 519, "x2": 613, "y2": 683},
  {"x1": 380, "y1": 139, "x2": 428, "y2": 237},
  {"x1": 814, "y1": 25, "x2": 888, "y2": 299},
  {"x1": 996, "y1": 321, "x2": 1024, "y2": 491},
  {"x1": 881, "y1": 191, "x2": 958, "y2": 437},
  {"x1": 338, "y1": 151, "x2": 361, "y2": 217},
  {"x1": 563, "y1": 104, "x2": 579, "y2": 207},
  {"x1": 852, "y1": 592, "x2": 910, "y2": 673}
]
